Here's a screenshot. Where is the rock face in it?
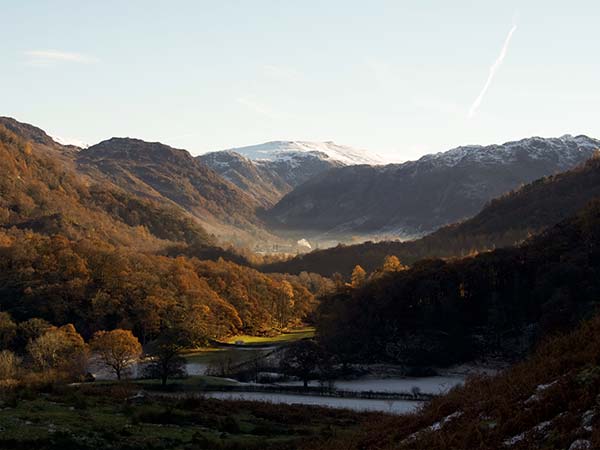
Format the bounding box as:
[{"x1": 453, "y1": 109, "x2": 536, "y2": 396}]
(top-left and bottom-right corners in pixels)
[
  {"x1": 255, "y1": 149, "x2": 345, "y2": 189},
  {"x1": 197, "y1": 151, "x2": 292, "y2": 207},
  {"x1": 77, "y1": 138, "x2": 261, "y2": 230},
  {"x1": 265, "y1": 135, "x2": 600, "y2": 239}
]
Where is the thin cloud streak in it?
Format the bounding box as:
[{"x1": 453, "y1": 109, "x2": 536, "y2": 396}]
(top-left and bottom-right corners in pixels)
[
  {"x1": 468, "y1": 23, "x2": 517, "y2": 118},
  {"x1": 24, "y1": 50, "x2": 99, "y2": 64}
]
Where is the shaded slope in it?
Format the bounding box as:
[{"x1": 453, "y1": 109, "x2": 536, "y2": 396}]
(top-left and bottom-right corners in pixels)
[
  {"x1": 266, "y1": 135, "x2": 599, "y2": 239},
  {"x1": 264, "y1": 155, "x2": 600, "y2": 277},
  {"x1": 78, "y1": 138, "x2": 260, "y2": 226},
  {"x1": 312, "y1": 314, "x2": 600, "y2": 450},
  {"x1": 198, "y1": 150, "x2": 292, "y2": 207},
  {"x1": 316, "y1": 198, "x2": 600, "y2": 368}
]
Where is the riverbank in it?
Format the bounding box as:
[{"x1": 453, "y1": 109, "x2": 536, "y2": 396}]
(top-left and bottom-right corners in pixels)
[{"x1": 91, "y1": 372, "x2": 464, "y2": 414}]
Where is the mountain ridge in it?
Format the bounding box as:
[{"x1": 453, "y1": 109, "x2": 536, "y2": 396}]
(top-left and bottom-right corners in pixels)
[
  {"x1": 76, "y1": 137, "x2": 271, "y2": 244},
  {"x1": 265, "y1": 134, "x2": 600, "y2": 241},
  {"x1": 263, "y1": 153, "x2": 600, "y2": 277},
  {"x1": 212, "y1": 140, "x2": 384, "y2": 165}
]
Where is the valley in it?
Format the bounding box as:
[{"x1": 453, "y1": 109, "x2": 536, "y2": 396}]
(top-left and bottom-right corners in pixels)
[
  {"x1": 4, "y1": 4, "x2": 599, "y2": 449},
  {"x1": 1, "y1": 116, "x2": 600, "y2": 450}
]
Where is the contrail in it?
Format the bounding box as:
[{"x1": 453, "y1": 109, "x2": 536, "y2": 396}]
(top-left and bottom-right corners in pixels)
[{"x1": 468, "y1": 23, "x2": 517, "y2": 118}]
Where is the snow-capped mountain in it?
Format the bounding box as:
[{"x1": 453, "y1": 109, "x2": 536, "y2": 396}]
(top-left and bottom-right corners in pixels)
[
  {"x1": 265, "y1": 135, "x2": 600, "y2": 240},
  {"x1": 199, "y1": 140, "x2": 382, "y2": 206},
  {"x1": 417, "y1": 135, "x2": 599, "y2": 168},
  {"x1": 219, "y1": 140, "x2": 385, "y2": 166}
]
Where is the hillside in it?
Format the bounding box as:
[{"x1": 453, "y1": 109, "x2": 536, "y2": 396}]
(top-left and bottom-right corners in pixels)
[
  {"x1": 0, "y1": 116, "x2": 63, "y2": 147},
  {"x1": 199, "y1": 147, "x2": 351, "y2": 210},
  {"x1": 200, "y1": 140, "x2": 384, "y2": 207},
  {"x1": 312, "y1": 314, "x2": 600, "y2": 450},
  {"x1": 0, "y1": 120, "x2": 275, "y2": 269},
  {"x1": 198, "y1": 151, "x2": 293, "y2": 207},
  {"x1": 77, "y1": 138, "x2": 269, "y2": 243},
  {"x1": 0, "y1": 121, "x2": 326, "y2": 343},
  {"x1": 316, "y1": 197, "x2": 600, "y2": 368},
  {"x1": 0, "y1": 228, "x2": 319, "y2": 340},
  {"x1": 263, "y1": 155, "x2": 600, "y2": 277},
  {"x1": 0, "y1": 123, "x2": 214, "y2": 249},
  {"x1": 266, "y1": 135, "x2": 599, "y2": 241}
]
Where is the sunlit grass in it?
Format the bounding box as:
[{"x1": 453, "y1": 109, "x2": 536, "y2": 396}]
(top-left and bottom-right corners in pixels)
[
  {"x1": 221, "y1": 327, "x2": 315, "y2": 345},
  {"x1": 182, "y1": 327, "x2": 315, "y2": 364}
]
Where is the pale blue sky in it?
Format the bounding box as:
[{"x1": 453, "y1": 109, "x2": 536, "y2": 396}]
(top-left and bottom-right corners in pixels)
[{"x1": 2, "y1": 1, "x2": 599, "y2": 161}]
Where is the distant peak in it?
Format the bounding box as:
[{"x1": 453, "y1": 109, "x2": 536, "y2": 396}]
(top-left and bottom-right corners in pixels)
[
  {"x1": 216, "y1": 140, "x2": 385, "y2": 165},
  {"x1": 82, "y1": 136, "x2": 194, "y2": 163},
  {"x1": 0, "y1": 116, "x2": 57, "y2": 147}
]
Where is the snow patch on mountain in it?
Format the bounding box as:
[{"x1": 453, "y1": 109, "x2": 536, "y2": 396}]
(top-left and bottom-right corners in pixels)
[
  {"x1": 416, "y1": 135, "x2": 600, "y2": 168},
  {"x1": 52, "y1": 135, "x2": 89, "y2": 149},
  {"x1": 218, "y1": 140, "x2": 385, "y2": 166}
]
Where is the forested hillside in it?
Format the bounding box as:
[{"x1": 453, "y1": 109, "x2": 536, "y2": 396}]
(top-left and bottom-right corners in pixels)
[
  {"x1": 0, "y1": 228, "x2": 322, "y2": 342},
  {"x1": 265, "y1": 155, "x2": 600, "y2": 277},
  {"x1": 0, "y1": 124, "x2": 212, "y2": 249},
  {"x1": 316, "y1": 198, "x2": 600, "y2": 367},
  {"x1": 0, "y1": 123, "x2": 327, "y2": 345}
]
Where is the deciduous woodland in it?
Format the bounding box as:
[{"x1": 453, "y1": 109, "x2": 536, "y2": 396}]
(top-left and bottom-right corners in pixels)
[
  {"x1": 317, "y1": 198, "x2": 600, "y2": 367},
  {"x1": 0, "y1": 126, "x2": 326, "y2": 343}
]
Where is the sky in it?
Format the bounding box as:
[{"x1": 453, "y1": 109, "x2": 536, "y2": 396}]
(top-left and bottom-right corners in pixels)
[{"x1": 1, "y1": 0, "x2": 599, "y2": 162}]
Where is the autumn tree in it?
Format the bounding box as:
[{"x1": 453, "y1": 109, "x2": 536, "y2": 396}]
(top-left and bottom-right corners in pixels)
[
  {"x1": 16, "y1": 318, "x2": 51, "y2": 350},
  {"x1": 351, "y1": 265, "x2": 367, "y2": 288},
  {"x1": 382, "y1": 255, "x2": 406, "y2": 272},
  {"x1": 0, "y1": 350, "x2": 20, "y2": 380},
  {"x1": 27, "y1": 324, "x2": 87, "y2": 376},
  {"x1": 90, "y1": 329, "x2": 142, "y2": 380},
  {"x1": 275, "y1": 280, "x2": 295, "y2": 329}
]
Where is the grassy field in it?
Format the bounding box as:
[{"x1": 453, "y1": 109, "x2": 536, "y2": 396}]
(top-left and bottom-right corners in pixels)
[
  {"x1": 221, "y1": 327, "x2": 315, "y2": 345},
  {"x1": 0, "y1": 383, "x2": 384, "y2": 450},
  {"x1": 182, "y1": 347, "x2": 265, "y2": 365},
  {"x1": 183, "y1": 327, "x2": 315, "y2": 365}
]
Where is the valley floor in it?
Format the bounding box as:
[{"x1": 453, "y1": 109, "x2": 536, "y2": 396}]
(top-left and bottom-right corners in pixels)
[
  {"x1": 89, "y1": 326, "x2": 470, "y2": 415},
  {"x1": 0, "y1": 385, "x2": 385, "y2": 450}
]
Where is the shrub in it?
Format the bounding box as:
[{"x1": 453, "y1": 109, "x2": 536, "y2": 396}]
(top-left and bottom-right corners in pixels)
[{"x1": 0, "y1": 350, "x2": 20, "y2": 380}]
